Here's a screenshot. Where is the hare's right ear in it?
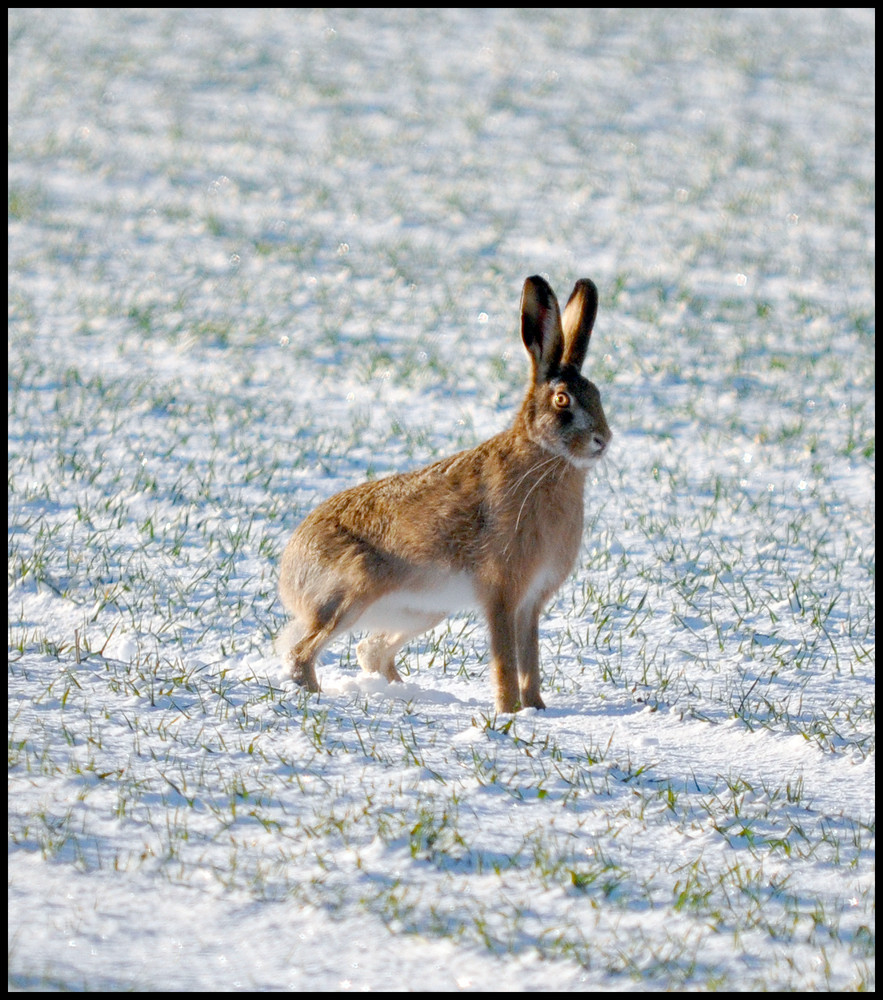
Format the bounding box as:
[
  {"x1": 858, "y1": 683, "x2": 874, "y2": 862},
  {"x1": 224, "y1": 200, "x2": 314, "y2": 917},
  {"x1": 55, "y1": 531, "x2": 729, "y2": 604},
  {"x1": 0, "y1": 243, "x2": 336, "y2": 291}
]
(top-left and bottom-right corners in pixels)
[
  {"x1": 561, "y1": 279, "x2": 599, "y2": 372},
  {"x1": 521, "y1": 275, "x2": 564, "y2": 380}
]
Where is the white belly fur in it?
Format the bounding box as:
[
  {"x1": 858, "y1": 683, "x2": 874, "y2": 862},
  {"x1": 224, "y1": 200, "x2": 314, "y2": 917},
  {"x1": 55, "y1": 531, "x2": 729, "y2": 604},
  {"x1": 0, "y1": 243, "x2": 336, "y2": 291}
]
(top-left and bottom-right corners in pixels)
[
  {"x1": 350, "y1": 559, "x2": 565, "y2": 636},
  {"x1": 353, "y1": 571, "x2": 479, "y2": 634}
]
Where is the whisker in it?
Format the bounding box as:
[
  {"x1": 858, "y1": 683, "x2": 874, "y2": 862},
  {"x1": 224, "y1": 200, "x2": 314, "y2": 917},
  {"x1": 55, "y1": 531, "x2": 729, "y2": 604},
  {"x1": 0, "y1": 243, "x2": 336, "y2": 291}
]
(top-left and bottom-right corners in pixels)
[
  {"x1": 514, "y1": 460, "x2": 562, "y2": 533},
  {"x1": 503, "y1": 454, "x2": 562, "y2": 504}
]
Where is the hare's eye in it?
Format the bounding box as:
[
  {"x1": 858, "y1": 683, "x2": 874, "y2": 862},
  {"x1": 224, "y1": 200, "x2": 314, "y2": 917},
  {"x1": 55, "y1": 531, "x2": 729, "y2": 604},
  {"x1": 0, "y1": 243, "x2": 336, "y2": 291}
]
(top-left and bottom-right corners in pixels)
[{"x1": 552, "y1": 391, "x2": 571, "y2": 410}]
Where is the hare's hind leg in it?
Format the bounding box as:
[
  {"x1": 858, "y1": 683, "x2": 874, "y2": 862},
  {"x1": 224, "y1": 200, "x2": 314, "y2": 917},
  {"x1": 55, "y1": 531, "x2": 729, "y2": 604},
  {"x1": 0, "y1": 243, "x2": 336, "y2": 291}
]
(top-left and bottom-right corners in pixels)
[
  {"x1": 357, "y1": 614, "x2": 444, "y2": 683},
  {"x1": 287, "y1": 628, "x2": 327, "y2": 692},
  {"x1": 284, "y1": 591, "x2": 366, "y2": 692},
  {"x1": 356, "y1": 633, "x2": 405, "y2": 682},
  {"x1": 276, "y1": 621, "x2": 316, "y2": 690}
]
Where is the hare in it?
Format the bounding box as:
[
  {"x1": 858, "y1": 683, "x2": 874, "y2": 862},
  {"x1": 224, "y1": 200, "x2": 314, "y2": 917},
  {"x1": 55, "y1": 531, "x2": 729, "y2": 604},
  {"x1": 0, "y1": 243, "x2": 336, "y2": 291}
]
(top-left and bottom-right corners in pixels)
[{"x1": 278, "y1": 275, "x2": 611, "y2": 713}]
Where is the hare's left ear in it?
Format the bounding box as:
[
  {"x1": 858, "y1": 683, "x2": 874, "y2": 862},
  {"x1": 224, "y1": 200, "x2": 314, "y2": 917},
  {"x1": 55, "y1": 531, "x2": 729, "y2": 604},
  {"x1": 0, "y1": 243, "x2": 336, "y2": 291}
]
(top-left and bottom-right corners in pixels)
[
  {"x1": 521, "y1": 275, "x2": 564, "y2": 380},
  {"x1": 561, "y1": 279, "x2": 598, "y2": 372}
]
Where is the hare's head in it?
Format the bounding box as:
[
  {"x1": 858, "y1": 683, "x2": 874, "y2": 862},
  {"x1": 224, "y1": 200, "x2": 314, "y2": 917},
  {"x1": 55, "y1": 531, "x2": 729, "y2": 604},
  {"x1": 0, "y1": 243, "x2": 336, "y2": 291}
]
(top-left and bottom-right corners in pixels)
[{"x1": 517, "y1": 275, "x2": 611, "y2": 469}]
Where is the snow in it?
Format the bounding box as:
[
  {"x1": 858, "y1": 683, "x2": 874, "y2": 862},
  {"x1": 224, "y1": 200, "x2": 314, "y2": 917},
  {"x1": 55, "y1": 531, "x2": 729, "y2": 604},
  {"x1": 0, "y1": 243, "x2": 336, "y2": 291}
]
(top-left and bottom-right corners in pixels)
[{"x1": 8, "y1": 8, "x2": 874, "y2": 992}]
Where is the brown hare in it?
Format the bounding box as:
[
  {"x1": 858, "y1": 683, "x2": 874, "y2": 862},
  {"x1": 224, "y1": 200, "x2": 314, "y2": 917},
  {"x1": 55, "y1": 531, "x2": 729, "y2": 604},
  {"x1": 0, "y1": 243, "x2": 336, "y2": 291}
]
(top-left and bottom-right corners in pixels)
[{"x1": 278, "y1": 275, "x2": 611, "y2": 712}]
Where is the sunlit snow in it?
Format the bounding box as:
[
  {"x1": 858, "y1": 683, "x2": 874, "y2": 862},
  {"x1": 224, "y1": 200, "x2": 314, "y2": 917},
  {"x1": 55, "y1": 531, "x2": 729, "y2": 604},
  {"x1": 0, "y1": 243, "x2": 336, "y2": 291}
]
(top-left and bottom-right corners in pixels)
[{"x1": 8, "y1": 8, "x2": 874, "y2": 992}]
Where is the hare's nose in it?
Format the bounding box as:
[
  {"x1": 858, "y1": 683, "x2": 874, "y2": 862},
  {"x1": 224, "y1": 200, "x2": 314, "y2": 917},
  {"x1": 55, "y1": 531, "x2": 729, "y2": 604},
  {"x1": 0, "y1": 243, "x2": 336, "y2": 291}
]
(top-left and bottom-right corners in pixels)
[{"x1": 591, "y1": 431, "x2": 610, "y2": 456}]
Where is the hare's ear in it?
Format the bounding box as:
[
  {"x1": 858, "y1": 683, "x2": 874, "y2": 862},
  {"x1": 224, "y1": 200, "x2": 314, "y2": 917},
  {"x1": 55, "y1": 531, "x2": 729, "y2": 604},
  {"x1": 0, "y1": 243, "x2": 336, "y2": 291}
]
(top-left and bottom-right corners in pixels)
[
  {"x1": 521, "y1": 275, "x2": 564, "y2": 380},
  {"x1": 561, "y1": 279, "x2": 598, "y2": 371}
]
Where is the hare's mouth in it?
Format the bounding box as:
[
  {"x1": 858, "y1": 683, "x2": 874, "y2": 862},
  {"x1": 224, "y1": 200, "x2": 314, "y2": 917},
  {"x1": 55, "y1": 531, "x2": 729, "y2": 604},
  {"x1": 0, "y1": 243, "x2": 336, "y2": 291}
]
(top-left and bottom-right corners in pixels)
[
  {"x1": 565, "y1": 450, "x2": 602, "y2": 471},
  {"x1": 567, "y1": 433, "x2": 609, "y2": 469}
]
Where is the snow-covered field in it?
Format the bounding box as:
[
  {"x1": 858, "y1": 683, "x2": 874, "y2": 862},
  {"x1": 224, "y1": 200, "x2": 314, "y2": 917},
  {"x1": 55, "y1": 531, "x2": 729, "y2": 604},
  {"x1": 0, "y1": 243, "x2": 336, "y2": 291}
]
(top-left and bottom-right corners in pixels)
[{"x1": 8, "y1": 8, "x2": 874, "y2": 991}]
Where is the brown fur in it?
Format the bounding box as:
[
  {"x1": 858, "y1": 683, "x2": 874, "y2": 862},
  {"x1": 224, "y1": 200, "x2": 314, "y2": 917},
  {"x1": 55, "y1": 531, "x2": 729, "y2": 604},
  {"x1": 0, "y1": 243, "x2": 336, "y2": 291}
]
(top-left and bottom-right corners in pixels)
[{"x1": 278, "y1": 276, "x2": 611, "y2": 712}]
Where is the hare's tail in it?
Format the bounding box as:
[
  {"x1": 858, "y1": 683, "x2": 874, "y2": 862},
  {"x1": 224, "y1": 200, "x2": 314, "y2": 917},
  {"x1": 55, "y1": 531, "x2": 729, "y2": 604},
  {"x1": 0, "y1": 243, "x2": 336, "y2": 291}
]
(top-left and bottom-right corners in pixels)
[{"x1": 274, "y1": 619, "x2": 305, "y2": 661}]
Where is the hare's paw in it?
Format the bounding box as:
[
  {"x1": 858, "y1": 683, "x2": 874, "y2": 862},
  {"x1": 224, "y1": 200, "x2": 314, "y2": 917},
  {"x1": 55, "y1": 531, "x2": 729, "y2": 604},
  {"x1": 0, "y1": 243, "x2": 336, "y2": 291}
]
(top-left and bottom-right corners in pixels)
[
  {"x1": 494, "y1": 669, "x2": 546, "y2": 712},
  {"x1": 287, "y1": 650, "x2": 320, "y2": 692},
  {"x1": 520, "y1": 690, "x2": 546, "y2": 710},
  {"x1": 356, "y1": 634, "x2": 404, "y2": 684},
  {"x1": 493, "y1": 678, "x2": 521, "y2": 714}
]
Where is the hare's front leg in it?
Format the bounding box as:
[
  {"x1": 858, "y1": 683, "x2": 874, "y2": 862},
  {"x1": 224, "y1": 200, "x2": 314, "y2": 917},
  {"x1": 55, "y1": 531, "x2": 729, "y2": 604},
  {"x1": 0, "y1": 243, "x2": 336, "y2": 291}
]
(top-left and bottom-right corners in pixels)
[
  {"x1": 514, "y1": 605, "x2": 545, "y2": 710},
  {"x1": 486, "y1": 596, "x2": 522, "y2": 713}
]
